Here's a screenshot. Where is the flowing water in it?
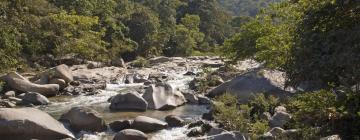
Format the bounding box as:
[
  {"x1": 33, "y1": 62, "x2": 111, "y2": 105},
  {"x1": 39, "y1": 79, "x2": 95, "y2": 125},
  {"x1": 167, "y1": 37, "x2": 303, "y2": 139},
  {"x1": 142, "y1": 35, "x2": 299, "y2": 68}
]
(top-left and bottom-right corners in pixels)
[{"x1": 38, "y1": 67, "x2": 209, "y2": 140}]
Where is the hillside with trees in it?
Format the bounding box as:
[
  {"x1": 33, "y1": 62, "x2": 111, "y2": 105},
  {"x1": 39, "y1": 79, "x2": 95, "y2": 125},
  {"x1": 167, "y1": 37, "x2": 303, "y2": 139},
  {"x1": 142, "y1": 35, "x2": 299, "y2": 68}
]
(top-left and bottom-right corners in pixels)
[{"x1": 0, "y1": 0, "x2": 234, "y2": 73}]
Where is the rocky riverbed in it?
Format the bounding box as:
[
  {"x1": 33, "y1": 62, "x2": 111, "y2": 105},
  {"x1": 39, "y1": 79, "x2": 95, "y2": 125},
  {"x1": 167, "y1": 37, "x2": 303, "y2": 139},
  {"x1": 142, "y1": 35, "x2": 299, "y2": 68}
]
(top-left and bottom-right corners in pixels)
[{"x1": 0, "y1": 56, "x2": 284, "y2": 140}]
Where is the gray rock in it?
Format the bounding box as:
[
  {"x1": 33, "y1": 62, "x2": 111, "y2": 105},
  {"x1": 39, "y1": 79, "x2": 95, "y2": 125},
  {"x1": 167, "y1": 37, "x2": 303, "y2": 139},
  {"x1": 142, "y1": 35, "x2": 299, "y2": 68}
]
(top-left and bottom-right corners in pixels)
[
  {"x1": 54, "y1": 64, "x2": 73, "y2": 83},
  {"x1": 111, "y1": 58, "x2": 126, "y2": 67},
  {"x1": 274, "y1": 106, "x2": 287, "y2": 113},
  {"x1": 149, "y1": 56, "x2": 171, "y2": 64},
  {"x1": 260, "y1": 112, "x2": 272, "y2": 121},
  {"x1": 142, "y1": 83, "x2": 186, "y2": 110},
  {"x1": 187, "y1": 127, "x2": 204, "y2": 137},
  {"x1": 0, "y1": 108, "x2": 74, "y2": 139},
  {"x1": 320, "y1": 135, "x2": 341, "y2": 140},
  {"x1": 3, "y1": 91, "x2": 15, "y2": 98},
  {"x1": 182, "y1": 91, "x2": 199, "y2": 104},
  {"x1": 208, "y1": 128, "x2": 225, "y2": 136},
  {"x1": 3, "y1": 72, "x2": 59, "y2": 96},
  {"x1": 0, "y1": 100, "x2": 16, "y2": 108},
  {"x1": 109, "y1": 120, "x2": 132, "y2": 132},
  {"x1": 8, "y1": 97, "x2": 22, "y2": 105},
  {"x1": 110, "y1": 91, "x2": 148, "y2": 111},
  {"x1": 60, "y1": 107, "x2": 107, "y2": 132},
  {"x1": 22, "y1": 92, "x2": 50, "y2": 105},
  {"x1": 113, "y1": 129, "x2": 147, "y2": 140},
  {"x1": 165, "y1": 115, "x2": 184, "y2": 127},
  {"x1": 87, "y1": 61, "x2": 104, "y2": 69},
  {"x1": 198, "y1": 95, "x2": 212, "y2": 105},
  {"x1": 269, "y1": 111, "x2": 292, "y2": 128},
  {"x1": 207, "y1": 69, "x2": 288, "y2": 103},
  {"x1": 131, "y1": 116, "x2": 168, "y2": 132},
  {"x1": 49, "y1": 78, "x2": 67, "y2": 90}
]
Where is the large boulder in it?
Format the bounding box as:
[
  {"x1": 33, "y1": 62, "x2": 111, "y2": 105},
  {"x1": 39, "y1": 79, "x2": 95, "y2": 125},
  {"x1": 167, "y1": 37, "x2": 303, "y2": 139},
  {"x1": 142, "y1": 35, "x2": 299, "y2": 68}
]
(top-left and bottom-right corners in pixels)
[
  {"x1": 113, "y1": 129, "x2": 148, "y2": 140},
  {"x1": 269, "y1": 111, "x2": 292, "y2": 128},
  {"x1": 22, "y1": 92, "x2": 50, "y2": 105},
  {"x1": 0, "y1": 108, "x2": 74, "y2": 139},
  {"x1": 131, "y1": 116, "x2": 168, "y2": 132},
  {"x1": 142, "y1": 83, "x2": 186, "y2": 110},
  {"x1": 60, "y1": 107, "x2": 107, "y2": 132},
  {"x1": 207, "y1": 69, "x2": 289, "y2": 102},
  {"x1": 53, "y1": 64, "x2": 73, "y2": 83},
  {"x1": 2, "y1": 72, "x2": 59, "y2": 96},
  {"x1": 110, "y1": 91, "x2": 148, "y2": 111}
]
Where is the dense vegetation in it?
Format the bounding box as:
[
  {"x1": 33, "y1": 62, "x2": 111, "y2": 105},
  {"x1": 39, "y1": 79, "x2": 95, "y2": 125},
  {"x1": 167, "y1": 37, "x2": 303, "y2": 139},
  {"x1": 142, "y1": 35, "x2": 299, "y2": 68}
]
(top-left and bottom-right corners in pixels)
[
  {"x1": 217, "y1": 0, "x2": 281, "y2": 16},
  {"x1": 221, "y1": 0, "x2": 360, "y2": 139},
  {"x1": 0, "y1": 0, "x2": 244, "y2": 73}
]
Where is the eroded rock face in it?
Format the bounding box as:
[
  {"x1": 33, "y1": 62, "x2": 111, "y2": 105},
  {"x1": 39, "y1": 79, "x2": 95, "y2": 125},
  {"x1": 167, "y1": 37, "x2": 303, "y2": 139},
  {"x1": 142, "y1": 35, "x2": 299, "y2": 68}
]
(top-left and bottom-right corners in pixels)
[
  {"x1": 60, "y1": 107, "x2": 107, "y2": 132},
  {"x1": 142, "y1": 83, "x2": 186, "y2": 110},
  {"x1": 110, "y1": 91, "x2": 148, "y2": 111},
  {"x1": 113, "y1": 129, "x2": 148, "y2": 140},
  {"x1": 0, "y1": 108, "x2": 74, "y2": 139},
  {"x1": 207, "y1": 69, "x2": 289, "y2": 103},
  {"x1": 3, "y1": 72, "x2": 59, "y2": 97},
  {"x1": 53, "y1": 64, "x2": 73, "y2": 83},
  {"x1": 131, "y1": 116, "x2": 168, "y2": 132}
]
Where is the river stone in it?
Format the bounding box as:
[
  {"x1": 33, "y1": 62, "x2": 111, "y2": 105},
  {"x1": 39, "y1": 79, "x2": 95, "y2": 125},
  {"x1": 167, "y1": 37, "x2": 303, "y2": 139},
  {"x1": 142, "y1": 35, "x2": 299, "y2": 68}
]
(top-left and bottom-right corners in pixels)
[
  {"x1": 131, "y1": 116, "x2": 168, "y2": 132},
  {"x1": 320, "y1": 135, "x2": 341, "y2": 140},
  {"x1": 109, "y1": 120, "x2": 132, "y2": 132},
  {"x1": 60, "y1": 107, "x2": 107, "y2": 132},
  {"x1": 22, "y1": 92, "x2": 50, "y2": 105},
  {"x1": 142, "y1": 83, "x2": 186, "y2": 110},
  {"x1": 0, "y1": 108, "x2": 74, "y2": 139},
  {"x1": 110, "y1": 91, "x2": 148, "y2": 111},
  {"x1": 269, "y1": 111, "x2": 292, "y2": 128},
  {"x1": 187, "y1": 127, "x2": 204, "y2": 137},
  {"x1": 198, "y1": 95, "x2": 212, "y2": 105},
  {"x1": 54, "y1": 64, "x2": 73, "y2": 83},
  {"x1": 165, "y1": 115, "x2": 184, "y2": 127},
  {"x1": 3, "y1": 91, "x2": 15, "y2": 98},
  {"x1": 207, "y1": 69, "x2": 288, "y2": 103},
  {"x1": 149, "y1": 56, "x2": 171, "y2": 64},
  {"x1": 274, "y1": 106, "x2": 287, "y2": 113},
  {"x1": 208, "y1": 128, "x2": 226, "y2": 136},
  {"x1": 49, "y1": 78, "x2": 67, "y2": 90},
  {"x1": 113, "y1": 129, "x2": 147, "y2": 140},
  {"x1": 182, "y1": 91, "x2": 199, "y2": 104},
  {"x1": 111, "y1": 58, "x2": 126, "y2": 67},
  {"x1": 0, "y1": 100, "x2": 16, "y2": 108},
  {"x1": 3, "y1": 72, "x2": 59, "y2": 96}
]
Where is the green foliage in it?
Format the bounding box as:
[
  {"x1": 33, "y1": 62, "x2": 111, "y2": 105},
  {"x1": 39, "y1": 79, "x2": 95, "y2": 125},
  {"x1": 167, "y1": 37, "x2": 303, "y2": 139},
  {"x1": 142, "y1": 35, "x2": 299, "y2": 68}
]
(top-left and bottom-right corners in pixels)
[
  {"x1": 217, "y1": 0, "x2": 281, "y2": 17},
  {"x1": 250, "y1": 94, "x2": 279, "y2": 118},
  {"x1": 44, "y1": 11, "x2": 107, "y2": 61},
  {"x1": 224, "y1": 0, "x2": 360, "y2": 87},
  {"x1": 213, "y1": 93, "x2": 277, "y2": 138},
  {"x1": 0, "y1": 0, "x2": 238, "y2": 73},
  {"x1": 131, "y1": 57, "x2": 149, "y2": 68},
  {"x1": 0, "y1": 26, "x2": 22, "y2": 73}
]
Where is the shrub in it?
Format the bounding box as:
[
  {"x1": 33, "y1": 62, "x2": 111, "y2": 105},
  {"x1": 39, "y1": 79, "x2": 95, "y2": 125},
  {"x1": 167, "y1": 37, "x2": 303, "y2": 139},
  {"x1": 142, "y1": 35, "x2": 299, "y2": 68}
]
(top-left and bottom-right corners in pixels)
[
  {"x1": 213, "y1": 93, "x2": 275, "y2": 138},
  {"x1": 131, "y1": 57, "x2": 149, "y2": 68}
]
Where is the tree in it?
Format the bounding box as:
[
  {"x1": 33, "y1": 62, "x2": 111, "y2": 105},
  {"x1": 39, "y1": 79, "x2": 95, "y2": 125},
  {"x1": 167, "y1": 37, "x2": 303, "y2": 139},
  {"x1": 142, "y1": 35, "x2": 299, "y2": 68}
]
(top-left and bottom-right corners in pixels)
[
  {"x1": 42, "y1": 11, "x2": 107, "y2": 61},
  {"x1": 164, "y1": 14, "x2": 204, "y2": 56}
]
